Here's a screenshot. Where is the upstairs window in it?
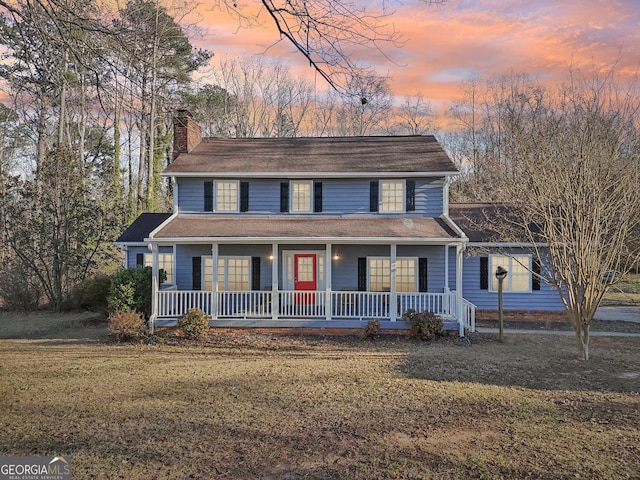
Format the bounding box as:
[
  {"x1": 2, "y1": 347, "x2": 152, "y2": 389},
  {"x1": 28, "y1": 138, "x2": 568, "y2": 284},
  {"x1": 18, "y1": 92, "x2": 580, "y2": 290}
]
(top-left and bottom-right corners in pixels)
[
  {"x1": 290, "y1": 180, "x2": 313, "y2": 213},
  {"x1": 215, "y1": 181, "x2": 239, "y2": 212},
  {"x1": 380, "y1": 180, "x2": 405, "y2": 212}
]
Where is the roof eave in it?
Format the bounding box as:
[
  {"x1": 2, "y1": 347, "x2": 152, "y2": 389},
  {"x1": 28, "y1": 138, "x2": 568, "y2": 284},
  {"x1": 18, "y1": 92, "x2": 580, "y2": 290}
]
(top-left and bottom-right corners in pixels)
[
  {"x1": 146, "y1": 236, "x2": 465, "y2": 245},
  {"x1": 162, "y1": 171, "x2": 459, "y2": 178}
]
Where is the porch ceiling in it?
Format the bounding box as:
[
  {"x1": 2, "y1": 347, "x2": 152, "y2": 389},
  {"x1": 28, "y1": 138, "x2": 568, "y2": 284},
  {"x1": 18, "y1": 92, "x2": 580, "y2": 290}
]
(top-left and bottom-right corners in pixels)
[{"x1": 151, "y1": 216, "x2": 462, "y2": 243}]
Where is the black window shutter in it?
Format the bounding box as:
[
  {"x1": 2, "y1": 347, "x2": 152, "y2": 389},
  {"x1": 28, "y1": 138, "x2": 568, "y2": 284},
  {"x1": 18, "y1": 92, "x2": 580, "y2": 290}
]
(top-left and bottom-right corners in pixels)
[
  {"x1": 357, "y1": 257, "x2": 367, "y2": 291},
  {"x1": 240, "y1": 182, "x2": 249, "y2": 212},
  {"x1": 204, "y1": 181, "x2": 213, "y2": 212},
  {"x1": 192, "y1": 257, "x2": 202, "y2": 290},
  {"x1": 280, "y1": 182, "x2": 289, "y2": 213},
  {"x1": 136, "y1": 253, "x2": 144, "y2": 266},
  {"x1": 314, "y1": 182, "x2": 323, "y2": 212},
  {"x1": 406, "y1": 180, "x2": 416, "y2": 212},
  {"x1": 370, "y1": 181, "x2": 379, "y2": 212},
  {"x1": 532, "y1": 258, "x2": 541, "y2": 291},
  {"x1": 419, "y1": 258, "x2": 428, "y2": 292},
  {"x1": 480, "y1": 257, "x2": 489, "y2": 290},
  {"x1": 251, "y1": 257, "x2": 261, "y2": 291}
]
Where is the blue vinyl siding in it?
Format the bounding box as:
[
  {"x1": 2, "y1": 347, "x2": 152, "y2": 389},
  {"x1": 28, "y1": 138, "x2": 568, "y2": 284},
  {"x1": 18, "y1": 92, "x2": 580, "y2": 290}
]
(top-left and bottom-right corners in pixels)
[
  {"x1": 170, "y1": 243, "x2": 449, "y2": 292},
  {"x1": 126, "y1": 247, "x2": 147, "y2": 268},
  {"x1": 247, "y1": 180, "x2": 281, "y2": 213},
  {"x1": 176, "y1": 178, "x2": 444, "y2": 215},
  {"x1": 462, "y1": 247, "x2": 564, "y2": 311},
  {"x1": 177, "y1": 178, "x2": 206, "y2": 212}
]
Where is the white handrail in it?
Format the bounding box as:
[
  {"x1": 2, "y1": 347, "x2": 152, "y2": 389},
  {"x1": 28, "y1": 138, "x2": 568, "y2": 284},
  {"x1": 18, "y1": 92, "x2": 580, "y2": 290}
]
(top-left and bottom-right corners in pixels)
[{"x1": 157, "y1": 289, "x2": 470, "y2": 326}]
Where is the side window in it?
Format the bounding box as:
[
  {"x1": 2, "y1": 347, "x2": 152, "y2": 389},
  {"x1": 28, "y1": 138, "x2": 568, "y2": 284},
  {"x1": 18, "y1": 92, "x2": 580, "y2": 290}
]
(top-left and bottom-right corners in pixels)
[{"x1": 489, "y1": 255, "x2": 532, "y2": 292}]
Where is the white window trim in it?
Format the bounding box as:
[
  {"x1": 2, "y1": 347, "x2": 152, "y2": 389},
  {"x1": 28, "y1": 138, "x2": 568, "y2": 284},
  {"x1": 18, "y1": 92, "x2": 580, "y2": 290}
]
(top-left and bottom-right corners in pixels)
[
  {"x1": 214, "y1": 180, "x2": 240, "y2": 212},
  {"x1": 202, "y1": 255, "x2": 252, "y2": 291},
  {"x1": 289, "y1": 180, "x2": 313, "y2": 213},
  {"x1": 367, "y1": 256, "x2": 418, "y2": 292},
  {"x1": 379, "y1": 179, "x2": 406, "y2": 213},
  {"x1": 489, "y1": 254, "x2": 532, "y2": 293}
]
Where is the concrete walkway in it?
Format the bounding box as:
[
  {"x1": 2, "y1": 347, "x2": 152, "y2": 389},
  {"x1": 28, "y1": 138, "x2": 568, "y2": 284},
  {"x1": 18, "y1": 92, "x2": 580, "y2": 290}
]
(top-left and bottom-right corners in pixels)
[
  {"x1": 594, "y1": 306, "x2": 640, "y2": 323},
  {"x1": 476, "y1": 306, "x2": 640, "y2": 337},
  {"x1": 475, "y1": 327, "x2": 640, "y2": 337}
]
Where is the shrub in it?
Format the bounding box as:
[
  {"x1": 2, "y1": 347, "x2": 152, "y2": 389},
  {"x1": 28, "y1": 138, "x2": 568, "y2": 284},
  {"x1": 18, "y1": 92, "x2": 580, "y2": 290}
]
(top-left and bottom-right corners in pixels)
[
  {"x1": 0, "y1": 260, "x2": 42, "y2": 310},
  {"x1": 107, "y1": 267, "x2": 152, "y2": 319},
  {"x1": 108, "y1": 310, "x2": 147, "y2": 341},
  {"x1": 363, "y1": 319, "x2": 380, "y2": 339},
  {"x1": 71, "y1": 274, "x2": 112, "y2": 311},
  {"x1": 402, "y1": 309, "x2": 444, "y2": 341},
  {"x1": 178, "y1": 308, "x2": 209, "y2": 339}
]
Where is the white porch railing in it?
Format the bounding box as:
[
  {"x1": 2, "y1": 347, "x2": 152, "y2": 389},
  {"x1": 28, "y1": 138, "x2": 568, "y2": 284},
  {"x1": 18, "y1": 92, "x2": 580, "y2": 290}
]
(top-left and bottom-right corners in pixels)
[
  {"x1": 461, "y1": 299, "x2": 476, "y2": 333},
  {"x1": 156, "y1": 289, "x2": 471, "y2": 324}
]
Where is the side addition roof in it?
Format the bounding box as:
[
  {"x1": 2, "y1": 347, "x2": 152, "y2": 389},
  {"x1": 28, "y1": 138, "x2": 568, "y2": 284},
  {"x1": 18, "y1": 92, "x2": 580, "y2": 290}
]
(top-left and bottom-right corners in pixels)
[
  {"x1": 115, "y1": 213, "x2": 172, "y2": 244},
  {"x1": 163, "y1": 136, "x2": 459, "y2": 177}
]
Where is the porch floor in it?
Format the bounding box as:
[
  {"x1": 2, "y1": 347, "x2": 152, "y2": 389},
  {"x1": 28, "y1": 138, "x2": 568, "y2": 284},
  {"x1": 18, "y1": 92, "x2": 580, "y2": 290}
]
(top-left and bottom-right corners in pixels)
[{"x1": 154, "y1": 317, "x2": 461, "y2": 331}]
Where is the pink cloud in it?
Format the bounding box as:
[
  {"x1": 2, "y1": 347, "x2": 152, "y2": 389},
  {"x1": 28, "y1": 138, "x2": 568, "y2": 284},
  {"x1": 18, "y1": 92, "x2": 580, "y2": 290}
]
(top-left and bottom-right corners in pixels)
[{"x1": 191, "y1": 0, "x2": 640, "y2": 110}]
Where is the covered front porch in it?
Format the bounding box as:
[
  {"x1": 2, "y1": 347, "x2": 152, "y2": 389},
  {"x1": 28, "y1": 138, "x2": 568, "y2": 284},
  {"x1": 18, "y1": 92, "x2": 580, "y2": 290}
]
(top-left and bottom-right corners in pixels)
[{"x1": 148, "y1": 240, "x2": 476, "y2": 335}]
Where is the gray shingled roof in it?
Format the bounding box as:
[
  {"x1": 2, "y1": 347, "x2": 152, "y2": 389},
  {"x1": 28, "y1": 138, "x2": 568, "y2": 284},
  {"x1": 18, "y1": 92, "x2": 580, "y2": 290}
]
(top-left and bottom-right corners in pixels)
[
  {"x1": 115, "y1": 213, "x2": 172, "y2": 243},
  {"x1": 449, "y1": 203, "x2": 540, "y2": 243},
  {"x1": 152, "y1": 216, "x2": 461, "y2": 242},
  {"x1": 164, "y1": 136, "x2": 458, "y2": 176}
]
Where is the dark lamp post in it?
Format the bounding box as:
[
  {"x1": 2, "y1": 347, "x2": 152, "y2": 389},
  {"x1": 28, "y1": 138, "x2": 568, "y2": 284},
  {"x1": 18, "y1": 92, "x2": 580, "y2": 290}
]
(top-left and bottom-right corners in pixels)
[{"x1": 495, "y1": 266, "x2": 508, "y2": 342}]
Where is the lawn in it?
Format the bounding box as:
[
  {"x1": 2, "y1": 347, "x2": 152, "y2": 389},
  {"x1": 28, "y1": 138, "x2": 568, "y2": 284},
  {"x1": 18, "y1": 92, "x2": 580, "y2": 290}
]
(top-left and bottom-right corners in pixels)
[
  {"x1": 603, "y1": 273, "x2": 640, "y2": 305},
  {"x1": 0, "y1": 314, "x2": 639, "y2": 479}
]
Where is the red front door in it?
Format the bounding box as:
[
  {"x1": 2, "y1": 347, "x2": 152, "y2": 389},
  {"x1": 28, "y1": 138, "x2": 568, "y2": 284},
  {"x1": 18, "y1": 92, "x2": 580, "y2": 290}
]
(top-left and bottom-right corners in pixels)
[{"x1": 294, "y1": 253, "x2": 317, "y2": 304}]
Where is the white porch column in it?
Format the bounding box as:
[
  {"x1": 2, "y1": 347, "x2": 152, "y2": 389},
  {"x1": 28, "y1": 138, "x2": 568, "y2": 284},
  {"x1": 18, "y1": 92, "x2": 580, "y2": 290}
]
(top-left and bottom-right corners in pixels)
[
  {"x1": 456, "y1": 243, "x2": 464, "y2": 336},
  {"x1": 390, "y1": 243, "x2": 397, "y2": 322},
  {"x1": 150, "y1": 243, "x2": 159, "y2": 334},
  {"x1": 212, "y1": 243, "x2": 219, "y2": 320},
  {"x1": 271, "y1": 243, "x2": 279, "y2": 321},
  {"x1": 325, "y1": 243, "x2": 332, "y2": 321},
  {"x1": 444, "y1": 244, "x2": 450, "y2": 292}
]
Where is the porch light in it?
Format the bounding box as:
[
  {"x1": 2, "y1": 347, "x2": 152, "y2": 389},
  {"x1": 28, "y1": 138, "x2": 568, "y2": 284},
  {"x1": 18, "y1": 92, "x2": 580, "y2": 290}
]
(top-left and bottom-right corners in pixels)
[
  {"x1": 268, "y1": 254, "x2": 274, "y2": 261},
  {"x1": 495, "y1": 266, "x2": 508, "y2": 342},
  {"x1": 495, "y1": 266, "x2": 508, "y2": 281},
  {"x1": 333, "y1": 253, "x2": 340, "y2": 261}
]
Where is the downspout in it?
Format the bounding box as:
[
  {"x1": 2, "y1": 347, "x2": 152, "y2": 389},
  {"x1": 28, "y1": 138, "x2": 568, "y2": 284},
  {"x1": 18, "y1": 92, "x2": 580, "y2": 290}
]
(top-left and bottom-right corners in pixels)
[
  {"x1": 456, "y1": 243, "x2": 464, "y2": 337},
  {"x1": 325, "y1": 244, "x2": 332, "y2": 321},
  {"x1": 172, "y1": 176, "x2": 179, "y2": 214},
  {"x1": 149, "y1": 243, "x2": 159, "y2": 335}
]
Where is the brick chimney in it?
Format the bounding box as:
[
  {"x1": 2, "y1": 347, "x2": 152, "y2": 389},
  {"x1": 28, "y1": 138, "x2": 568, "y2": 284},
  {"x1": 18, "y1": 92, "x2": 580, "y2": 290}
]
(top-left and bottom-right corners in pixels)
[{"x1": 172, "y1": 110, "x2": 202, "y2": 160}]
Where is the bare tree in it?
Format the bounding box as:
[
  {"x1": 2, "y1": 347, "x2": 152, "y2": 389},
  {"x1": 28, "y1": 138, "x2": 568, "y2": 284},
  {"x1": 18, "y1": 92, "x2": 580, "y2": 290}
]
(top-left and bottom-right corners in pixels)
[
  {"x1": 387, "y1": 93, "x2": 435, "y2": 135},
  {"x1": 335, "y1": 74, "x2": 392, "y2": 136},
  {"x1": 493, "y1": 66, "x2": 640, "y2": 360},
  {"x1": 209, "y1": 56, "x2": 315, "y2": 137}
]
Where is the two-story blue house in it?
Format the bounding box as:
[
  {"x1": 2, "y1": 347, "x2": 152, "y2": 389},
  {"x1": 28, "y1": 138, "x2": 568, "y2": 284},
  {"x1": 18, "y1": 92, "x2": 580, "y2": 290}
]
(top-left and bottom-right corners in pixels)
[{"x1": 115, "y1": 111, "x2": 563, "y2": 335}]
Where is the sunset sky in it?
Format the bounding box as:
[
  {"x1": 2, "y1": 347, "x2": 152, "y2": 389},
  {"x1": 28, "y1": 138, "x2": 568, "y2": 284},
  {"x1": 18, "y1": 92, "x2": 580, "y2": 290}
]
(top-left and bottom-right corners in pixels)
[{"x1": 192, "y1": 0, "x2": 640, "y2": 111}]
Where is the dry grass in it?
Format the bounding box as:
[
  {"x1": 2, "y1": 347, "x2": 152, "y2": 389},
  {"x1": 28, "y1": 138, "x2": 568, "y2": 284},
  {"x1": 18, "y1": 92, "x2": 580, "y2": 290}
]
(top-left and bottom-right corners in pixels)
[
  {"x1": 1, "y1": 317, "x2": 639, "y2": 479},
  {"x1": 603, "y1": 273, "x2": 640, "y2": 305}
]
